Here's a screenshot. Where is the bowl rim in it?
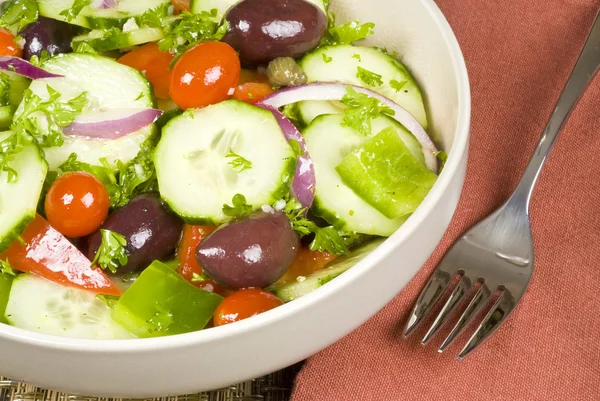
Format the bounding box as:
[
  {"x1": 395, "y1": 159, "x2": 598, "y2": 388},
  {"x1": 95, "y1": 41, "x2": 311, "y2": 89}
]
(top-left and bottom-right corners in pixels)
[{"x1": 0, "y1": 0, "x2": 471, "y2": 354}]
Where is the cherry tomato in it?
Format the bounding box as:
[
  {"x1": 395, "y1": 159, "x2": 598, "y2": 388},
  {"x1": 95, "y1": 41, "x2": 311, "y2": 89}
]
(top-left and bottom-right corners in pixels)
[
  {"x1": 44, "y1": 172, "x2": 110, "y2": 238},
  {"x1": 0, "y1": 215, "x2": 121, "y2": 296},
  {"x1": 214, "y1": 288, "x2": 283, "y2": 326},
  {"x1": 233, "y1": 82, "x2": 274, "y2": 104},
  {"x1": 239, "y1": 69, "x2": 270, "y2": 84},
  {"x1": 118, "y1": 42, "x2": 174, "y2": 100},
  {"x1": 171, "y1": 0, "x2": 191, "y2": 13},
  {"x1": 169, "y1": 41, "x2": 241, "y2": 109},
  {"x1": 275, "y1": 247, "x2": 336, "y2": 286},
  {"x1": 176, "y1": 225, "x2": 231, "y2": 296},
  {"x1": 0, "y1": 29, "x2": 21, "y2": 57}
]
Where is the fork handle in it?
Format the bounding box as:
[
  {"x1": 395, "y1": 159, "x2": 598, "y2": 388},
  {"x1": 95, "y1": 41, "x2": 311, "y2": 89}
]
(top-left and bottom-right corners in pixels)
[{"x1": 512, "y1": 9, "x2": 600, "y2": 209}]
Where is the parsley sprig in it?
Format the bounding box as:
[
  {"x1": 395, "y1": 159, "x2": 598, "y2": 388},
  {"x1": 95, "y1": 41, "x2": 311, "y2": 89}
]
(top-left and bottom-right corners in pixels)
[
  {"x1": 356, "y1": 67, "x2": 383, "y2": 86},
  {"x1": 225, "y1": 149, "x2": 252, "y2": 172},
  {"x1": 319, "y1": 2, "x2": 375, "y2": 47},
  {"x1": 340, "y1": 87, "x2": 395, "y2": 136},
  {"x1": 91, "y1": 229, "x2": 128, "y2": 274},
  {"x1": 222, "y1": 193, "x2": 253, "y2": 218},
  {"x1": 0, "y1": 259, "x2": 17, "y2": 277},
  {"x1": 0, "y1": 0, "x2": 38, "y2": 31},
  {"x1": 59, "y1": 0, "x2": 91, "y2": 23}
]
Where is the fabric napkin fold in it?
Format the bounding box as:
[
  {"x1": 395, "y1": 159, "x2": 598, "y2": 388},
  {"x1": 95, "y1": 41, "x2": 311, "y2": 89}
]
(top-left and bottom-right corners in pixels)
[{"x1": 291, "y1": 0, "x2": 600, "y2": 400}]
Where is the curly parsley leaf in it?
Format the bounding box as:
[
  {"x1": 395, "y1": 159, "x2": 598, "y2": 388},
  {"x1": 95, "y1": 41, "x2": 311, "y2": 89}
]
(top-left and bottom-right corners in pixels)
[
  {"x1": 340, "y1": 87, "x2": 395, "y2": 136},
  {"x1": 279, "y1": 197, "x2": 354, "y2": 255},
  {"x1": 138, "y1": 3, "x2": 174, "y2": 28},
  {"x1": 356, "y1": 67, "x2": 383, "y2": 86},
  {"x1": 322, "y1": 53, "x2": 333, "y2": 63},
  {"x1": 226, "y1": 148, "x2": 252, "y2": 172},
  {"x1": 92, "y1": 229, "x2": 128, "y2": 274},
  {"x1": 223, "y1": 193, "x2": 253, "y2": 218},
  {"x1": 390, "y1": 79, "x2": 408, "y2": 92},
  {"x1": 72, "y1": 42, "x2": 98, "y2": 55},
  {"x1": 0, "y1": 0, "x2": 38, "y2": 31},
  {"x1": 59, "y1": 0, "x2": 91, "y2": 23},
  {"x1": 320, "y1": 8, "x2": 375, "y2": 47},
  {"x1": 29, "y1": 50, "x2": 52, "y2": 67},
  {"x1": 0, "y1": 259, "x2": 17, "y2": 277}
]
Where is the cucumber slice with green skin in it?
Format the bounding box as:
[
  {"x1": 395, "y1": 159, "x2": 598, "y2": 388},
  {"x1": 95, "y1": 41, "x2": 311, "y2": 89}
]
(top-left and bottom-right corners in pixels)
[
  {"x1": 0, "y1": 274, "x2": 13, "y2": 324},
  {"x1": 71, "y1": 27, "x2": 165, "y2": 52},
  {"x1": 15, "y1": 53, "x2": 156, "y2": 171},
  {"x1": 1, "y1": 72, "x2": 30, "y2": 107},
  {"x1": 5, "y1": 274, "x2": 134, "y2": 339},
  {"x1": 0, "y1": 105, "x2": 15, "y2": 130},
  {"x1": 270, "y1": 239, "x2": 384, "y2": 302},
  {"x1": 112, "y1": 261, "x2": 223, "y2": 338},
  {"x1": 190, "y1": 0, "x2": 325, "y2": 21},
  {"x1": 38, "y1": 0, "x2": 170, "y2": 28},
  {"x1": 304, "y1": 115, "x2": 410, "y2": 236},
  {"x1": 297, "y1": 100, "x2": 341, "y2": 126},
  {"x1": 0, "y1": 131, "x2": 48, "y2": 252},
  {"x1": 337, "y1": 127, "x2": 437, "y2": 219},
  {"x1": 155, "y1": 100, "x2": 296, "y2": 224},
  {"x1": 299, "y1": 45, "x2": 428, "y2": 129}
]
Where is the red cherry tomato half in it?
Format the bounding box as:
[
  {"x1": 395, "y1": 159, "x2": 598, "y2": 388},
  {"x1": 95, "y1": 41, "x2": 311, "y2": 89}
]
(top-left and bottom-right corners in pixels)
[
  {"x1": 44, "y1": 172, "x2": 110, "y2": 238},
  {"x1": 233, "y1": 82, "x2": 274, "y2": 104},
  {"x1": 0, "y1": 28, "x2": 21, "y2": 57},
  {"x1": 213, "y1": 288, "x2": 284, "y2": 326},
  {"x1": 171, "y1": 0, "x2": 191, "y2": 13},
  {"x1": 169, "y1": 41, "x2": 241, "y2": 109},
  {"x1": 118, "y1": 42, "x2": 174, "y2": 100}
]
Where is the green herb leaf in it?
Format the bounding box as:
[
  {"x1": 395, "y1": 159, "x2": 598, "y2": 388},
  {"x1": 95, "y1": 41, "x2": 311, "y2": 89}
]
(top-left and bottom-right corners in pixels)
[
  {"x1": 318, "y1": 272, "x2": 343, "y2": 287},
  {"x1": 225, "y1": 148, "x2": 252, "y2": 172},
  {"x1": 340, "y1": 87, "x2": 395, "y2": 136},
  {"x1": 0, "y1": 0, "x2": 38, "y2": 31},
  {"x1": 322, "y1": 53, "x2": 333, "y2": 63},
  {"x1": 320, "y1": 10, "x2": 375, "y2": 47},
  {"x1": 59, "y1": 0, "x2": 91, "y2": 22},
  {"x1": 92, "y1": 229, "x2": 128, "y2": 274},
  {"x1": 72, "y1": 42, "x2": 98, "y2": 55},
  {"x1": 390, "y1": 79, "x2": 408, "y2": 92},
  {"x1": 356, "y1": 66, "x2": 383, "y2": 86},
  {"x1": 138, "y1": 3, "x2": 173, "y2": 29},
  {"x1": 29, "y1": 50, "x2": 52, "y2": 67},
  {"x1": 0, "y1": 73, "x2": 9, "y2": 106},
  {"x1": 0, "y1": 259, "x2": 17, "y2": 277},
  {"x1": 352, "y1": 53, "x2": 361, "y2": 61},
  {"x1": 96, "y1": 294, "x2": 119, "y2": 309},
  {"x1": 281, "y1": 103, "x2": 302, "y2": 127},
  {"x1": 191, "y1": 272, "x2": 210, "y2": 282},
  {"x1": 222, "y1": 193, "x2": 253, "y2": 218},
  {"x1": 289, "y1": 140, "x2": 305, "y2": 157}
]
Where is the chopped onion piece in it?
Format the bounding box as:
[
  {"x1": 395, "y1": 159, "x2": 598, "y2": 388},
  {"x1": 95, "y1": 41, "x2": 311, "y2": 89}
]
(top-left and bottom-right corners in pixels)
[
  {"x1": 63, "y1": 108, "x2": 163, "y2": 140},
  {"x1": 259, "y1": 83, "x2": 439, "y2": 172},
  {"x1": 0, "y1": 56, "x2": 63, "y2": 80},
  {"x1": 258, "y1": 104, "x2": 316, "y2": 209}
]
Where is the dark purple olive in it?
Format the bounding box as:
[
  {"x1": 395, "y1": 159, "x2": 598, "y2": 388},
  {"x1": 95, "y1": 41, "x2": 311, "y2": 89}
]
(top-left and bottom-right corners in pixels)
[
  {"x1": 223, "y1": 0, "x2": 327, "y2": 65},
  {"x1": 84, "y1": 193, "x2": 183, "y2": 274},
  {"x1": 19, "y1": 17, "x2": 75, "y2": 61},
  {"x1": 196, "y1": 210, "x2": 299, "y2": 289}
]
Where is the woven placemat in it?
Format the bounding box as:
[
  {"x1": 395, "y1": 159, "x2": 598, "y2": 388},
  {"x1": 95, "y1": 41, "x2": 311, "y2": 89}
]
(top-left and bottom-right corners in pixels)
[{"x1": 0, "y1": 363, "x2": 303, "y2": 401}]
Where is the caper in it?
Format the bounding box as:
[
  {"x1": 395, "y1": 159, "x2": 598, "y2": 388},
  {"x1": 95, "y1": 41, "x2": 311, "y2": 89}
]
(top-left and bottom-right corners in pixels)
[{"x1": 267, "y1": 57, "x2": 308, "y2": 88}]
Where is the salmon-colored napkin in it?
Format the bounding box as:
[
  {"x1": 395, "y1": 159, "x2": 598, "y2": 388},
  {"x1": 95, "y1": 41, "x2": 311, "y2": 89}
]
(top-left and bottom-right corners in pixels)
[{"x1": 291, "y1": 0, "x2": 600, "y2": 400}]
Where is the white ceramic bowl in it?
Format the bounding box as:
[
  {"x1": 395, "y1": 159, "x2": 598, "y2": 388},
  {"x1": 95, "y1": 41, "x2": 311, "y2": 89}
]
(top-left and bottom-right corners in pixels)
[{"x1": 0, "y1": 0, "x2": 470, "y2": 396}]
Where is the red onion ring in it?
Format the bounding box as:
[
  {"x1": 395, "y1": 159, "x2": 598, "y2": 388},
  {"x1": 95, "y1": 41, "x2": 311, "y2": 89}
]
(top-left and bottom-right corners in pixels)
[
  {"x1": 63, "y1": 108, "x2": 163, "y2": 140},
  {"x1": 258, "y1": 83, "x2": 439, "y2": 172},
  {"x1": 258, "y1": 104, "x2": 316, "y2": 209},
  {"x1": 91, "y1": 0, "x2": 117, "y2": 9},
  {"x1": 0, "y1": 56, "x2": 63, "y2": 80}
]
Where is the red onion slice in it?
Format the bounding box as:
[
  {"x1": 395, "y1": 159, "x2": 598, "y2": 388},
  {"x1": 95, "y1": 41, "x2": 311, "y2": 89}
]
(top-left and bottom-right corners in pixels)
[
  {"x1": 91, "y1": 0, "x2": 117, "y2": 9},
  {"x1": 0, "y1": 56, "x2": 63, "y2": 80},
  {"x1": 258, "y1": 83, "x2": 439, "y2": 172},
  {"x1": 63, "y1": 108, "x2": 163, "y2": 140},
  {"x1": 258, "y1": 104, "x2": 316, "y2": 209}
]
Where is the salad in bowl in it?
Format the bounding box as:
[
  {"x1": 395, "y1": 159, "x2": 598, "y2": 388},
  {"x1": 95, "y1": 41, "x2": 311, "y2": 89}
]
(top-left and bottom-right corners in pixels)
[{"x1": 0, "y1": 0, "x2": 443, "y2": 340}]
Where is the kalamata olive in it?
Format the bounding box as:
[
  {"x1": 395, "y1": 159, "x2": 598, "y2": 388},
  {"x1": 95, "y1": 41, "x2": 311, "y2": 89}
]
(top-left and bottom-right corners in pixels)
[
  {"x1": 196, "y1": 210, "x2": 299, "y2": 289},
  {"x1": 84, "y1": 193, "x2": 183, "y2": 274},
  {"x1": 19, "y1": 17, "x2": 74, "y2": 61},
  {"x1": 223, "y1": 0, "x2": 327, "y2": 65}
]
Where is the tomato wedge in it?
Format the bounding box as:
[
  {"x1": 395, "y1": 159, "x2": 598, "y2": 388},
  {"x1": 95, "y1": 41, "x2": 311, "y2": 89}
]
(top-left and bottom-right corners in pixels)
[{"x1": 0, "y1": 215, "x2": 121, "y2": 296}]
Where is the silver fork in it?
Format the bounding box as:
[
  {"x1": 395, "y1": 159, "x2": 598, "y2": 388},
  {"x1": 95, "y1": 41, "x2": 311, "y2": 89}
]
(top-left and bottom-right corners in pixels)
[{"x1": 403, "y1": 9, "x2": 600, "y2": 360}]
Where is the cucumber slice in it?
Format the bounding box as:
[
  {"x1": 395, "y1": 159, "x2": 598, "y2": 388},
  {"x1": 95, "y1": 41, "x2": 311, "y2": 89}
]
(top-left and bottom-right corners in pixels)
[
  {"x1": 15, "y1": 53, "x2": 156, "y2": 171},
  {"x1": 71, "y1": 27, "x2": 165, "y2": 52},
  {"x1": 112, "y1": 261, "x2": 223, "y2": 338},
  {"x1": 5, "y1": 274, "x2": 134, "y2": 339},
  {"x1": 0, "y1": 105, "x2": 15, "y2": 130},
  {"x1": 297, "y1": 100, "x2": 342, "y2": 126},
  {"x1": 0, "y1": 131, "x2": 48, "y2": 252},
  {"x1": 0, "y1": 274, "x2": 13, "y2": 324},
  {"x1": 190, "y1": 0, "x2": 325, "y2": 21},
  {"x1": 304, "y1": 115, "x2": 410, "y2": 236},
  {"x1": 270, "y1": 239, "x2": 384, "y2": 302},
  {"x1": 38, "y1": 0, "x2": 170, "y2": 28},
  {"x1": 155, "y1": 100, "x2": 296, "y2": 224},
  {"x1": 337, "y1": 127, "x2": 437, "y2": 219},
  {"x1": 299, "y1": 45, "x2": 428, "y2": 129},
  {"x1": 2, "y1": 72, "x2": 30, "y2": 107}
]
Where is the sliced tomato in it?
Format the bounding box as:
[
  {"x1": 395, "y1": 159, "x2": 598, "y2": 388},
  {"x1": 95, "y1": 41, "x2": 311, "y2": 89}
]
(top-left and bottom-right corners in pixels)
[
  {"x1": 0, "y1": 215, "x2": 121, "y2": 296},
  {"x1": 0, "y1": 28, "x2": 21, "y2": 57},
  {"x1": 233, "y1": 82, "x2": 274, "y2": 104},
  {"x1": 275, "y1": 247, "x2": 336, "y2": 286},
  {"x1": 171, "y1": 0, "x2": 191, "y2": 13},
  {"x1": 118, "y1": 43, "x2": 174, "y2": 100}
]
